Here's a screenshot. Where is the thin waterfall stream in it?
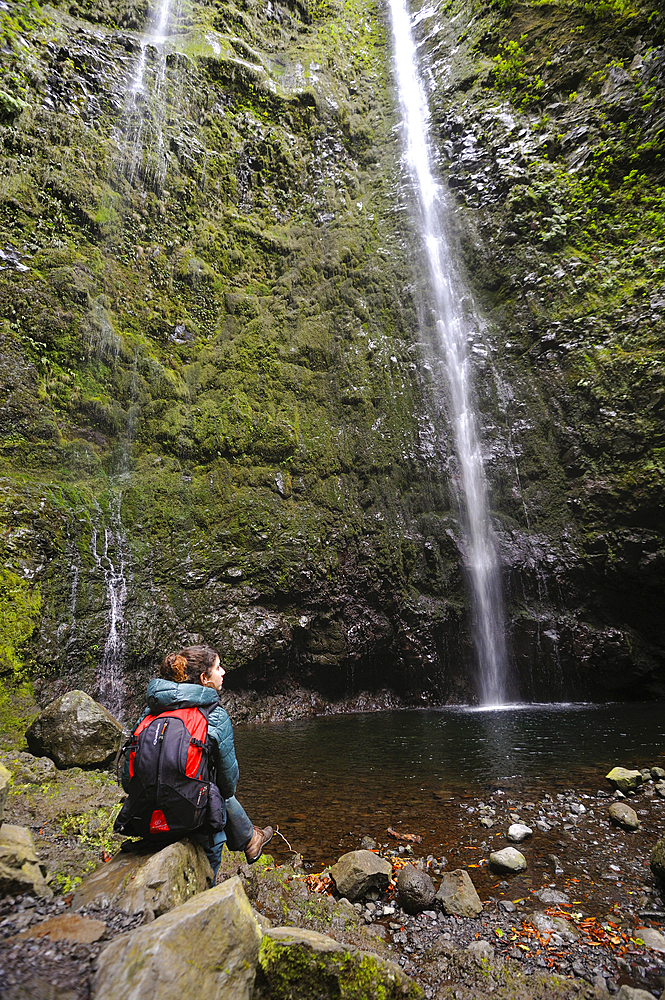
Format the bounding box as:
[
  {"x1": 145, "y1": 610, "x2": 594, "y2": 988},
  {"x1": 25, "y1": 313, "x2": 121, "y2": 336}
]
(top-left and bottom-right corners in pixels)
[
  {"x1": 119, "y1": 0, "x2": 178, "y2": 188},
  {"x1": 387, "y1": 0, "x2": 510, "y2": 705}
]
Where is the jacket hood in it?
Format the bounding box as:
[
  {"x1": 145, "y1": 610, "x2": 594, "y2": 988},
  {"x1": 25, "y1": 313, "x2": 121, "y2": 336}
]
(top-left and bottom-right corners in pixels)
[{"x1": 146, "y1": 678, "x2": 219, "y2": 713}]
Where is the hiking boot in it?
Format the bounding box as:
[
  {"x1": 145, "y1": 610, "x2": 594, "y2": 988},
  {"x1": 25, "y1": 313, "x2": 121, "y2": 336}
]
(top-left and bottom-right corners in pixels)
[{"x1": 245, "y1": 825, "x2": 274, "y2": 864}]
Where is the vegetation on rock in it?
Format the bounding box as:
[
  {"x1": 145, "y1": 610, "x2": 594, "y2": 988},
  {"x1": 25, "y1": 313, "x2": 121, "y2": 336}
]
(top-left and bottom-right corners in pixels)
[{"x1": 0, "y1": 0, "x2": 662, "y2": 708}]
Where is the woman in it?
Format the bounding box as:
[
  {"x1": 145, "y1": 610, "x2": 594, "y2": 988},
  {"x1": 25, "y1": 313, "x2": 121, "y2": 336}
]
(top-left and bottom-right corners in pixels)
[{"x1": 123, "y1": 644, "x2": 272, "y2": 880}]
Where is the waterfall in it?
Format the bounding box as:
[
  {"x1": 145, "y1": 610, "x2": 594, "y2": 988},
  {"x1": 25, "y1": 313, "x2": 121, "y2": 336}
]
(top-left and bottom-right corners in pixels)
[
  {"x1": 91, "y1": 496, "x2": 130, "y2": 721},
  {"x1": 121, "y1": 0, "x2": 178, "y2": 188},
  {"x1": 387, "y1": 0, "x2": 510, "y2": 704}
]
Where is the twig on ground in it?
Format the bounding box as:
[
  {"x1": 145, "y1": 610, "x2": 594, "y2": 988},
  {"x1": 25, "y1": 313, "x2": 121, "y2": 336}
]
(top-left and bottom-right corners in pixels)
[{"x1": 274, "y1": 826, "x2": 293, "y2": 852}]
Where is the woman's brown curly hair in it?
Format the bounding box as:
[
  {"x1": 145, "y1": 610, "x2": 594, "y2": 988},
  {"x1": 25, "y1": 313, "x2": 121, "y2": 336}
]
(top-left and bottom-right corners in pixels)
[{"x1": 159, "y1": 645, "x2": 220, "y2": 685}]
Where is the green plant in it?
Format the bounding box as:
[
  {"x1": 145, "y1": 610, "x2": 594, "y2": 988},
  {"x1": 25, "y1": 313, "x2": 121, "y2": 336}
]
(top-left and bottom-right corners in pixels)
[
  {"x1": 60, "y1": 802, "x2": 123, "y2": 854},
  {"x1": 52, "y1": 872, "x2": 83, "y2": 894},
  {"x1": 492, "y1": 36, "x2": 544, "y2": 107}
]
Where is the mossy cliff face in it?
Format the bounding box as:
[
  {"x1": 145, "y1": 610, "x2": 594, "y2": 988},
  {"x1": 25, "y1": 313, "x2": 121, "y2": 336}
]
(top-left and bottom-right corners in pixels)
[
  {"x1": 0, "y1": 0, "x2": 663, "y2": 711},
  {"x1": 0, "y1": 0, "x2": 470, "y2": 716},
  {"x1": 410, "y1": 0, "x2": 665, "y2": 698}
]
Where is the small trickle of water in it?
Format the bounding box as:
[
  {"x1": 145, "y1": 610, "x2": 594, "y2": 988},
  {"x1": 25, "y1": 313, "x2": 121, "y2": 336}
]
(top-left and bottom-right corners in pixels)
[
  {"x1": 91, "y1": 495, "x2": 130, "y2": 720},
  {"x1": 387, "y1": 0, "x2": 510, "y2": 704},
  {"x1": 120, "y1": 0, "x2": 180, "y2": 188}
]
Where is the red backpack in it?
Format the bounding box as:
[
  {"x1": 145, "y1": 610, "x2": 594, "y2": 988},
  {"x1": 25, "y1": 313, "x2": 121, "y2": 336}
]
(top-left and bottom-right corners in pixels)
[{"x1": 114, "y1": 705, "x2": 225, "y2": 841}]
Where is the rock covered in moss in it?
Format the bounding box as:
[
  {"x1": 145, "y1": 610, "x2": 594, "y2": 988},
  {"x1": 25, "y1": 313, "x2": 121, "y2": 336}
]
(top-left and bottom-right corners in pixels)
[
  {"x1": 93, "y1": 876, "x2": 262, "y2": 1000},
  {"x1": 254, "y1": 925, "x2": 422, "y2": 999},
  {"x1": 26, "y1": 691, "x2": 122, "y2": 769},
  {"x1": 0, "y1": 823, "x2": 52, "y2": 899},
  {"x1": 329, "y1": 850, "x2": 392, "y2": 902},
  {"x1": 396, "y1": 864, "x2": 436, "y2": 914},
  {"x1": 0, "y1": 751, "x2": 57, "y2": 786},
  {"x1": 606, "y1": 768, "x2": 643, "y2": 794},
  {"x1": 435, "y1": 869, "x2": 483, "y2": 917}
]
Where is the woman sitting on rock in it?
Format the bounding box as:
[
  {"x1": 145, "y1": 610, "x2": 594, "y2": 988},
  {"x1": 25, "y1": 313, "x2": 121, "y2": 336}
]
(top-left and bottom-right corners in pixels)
[{"x1": 121, "y1": 644, "x2": 273, "y2": 881}]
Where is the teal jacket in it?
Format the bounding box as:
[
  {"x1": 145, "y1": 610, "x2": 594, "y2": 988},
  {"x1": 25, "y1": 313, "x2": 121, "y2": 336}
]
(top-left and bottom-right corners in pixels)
[{"x1": 122, "y1": 679, "x2": 239, "y2": 798}]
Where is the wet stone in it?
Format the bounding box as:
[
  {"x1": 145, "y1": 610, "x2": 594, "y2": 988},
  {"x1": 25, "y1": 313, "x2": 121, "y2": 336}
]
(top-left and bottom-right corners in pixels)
[
  {"x1": 397, "y1": 865, "x2": 436, "y2": 915},
  {"x1": 606, "y1": 769, "x2": 643, "y2": 794},
  {"x1": 489, "y1": 847, "x2": 527, "y2": 874},
  {"x1": 608, "y1": 802, "x2": 640, "y2": 830}
]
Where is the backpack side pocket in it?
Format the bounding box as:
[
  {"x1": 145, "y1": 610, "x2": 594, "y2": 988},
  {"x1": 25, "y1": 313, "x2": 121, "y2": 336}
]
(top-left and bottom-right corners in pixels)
[{"x1": 207, "y1": 782, "x2": 226, "y2": 833}]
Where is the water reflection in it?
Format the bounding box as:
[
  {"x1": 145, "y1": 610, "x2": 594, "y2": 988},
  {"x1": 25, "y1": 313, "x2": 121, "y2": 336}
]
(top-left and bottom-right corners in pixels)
[{"x1": 233, "y1": 703, "x2": 665, "y2": 867}]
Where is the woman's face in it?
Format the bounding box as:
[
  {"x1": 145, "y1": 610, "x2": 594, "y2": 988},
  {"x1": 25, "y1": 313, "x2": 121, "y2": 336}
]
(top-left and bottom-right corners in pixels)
[{"x1": 201, "y1": 656, "x2": 225, "y2": 693}]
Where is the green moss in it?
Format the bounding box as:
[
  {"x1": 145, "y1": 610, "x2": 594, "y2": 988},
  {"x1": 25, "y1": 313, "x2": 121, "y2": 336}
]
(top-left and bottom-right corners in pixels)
[
  {"x1": 0, "y1": 569, "x2": 41, "y2": 678},
  {"x1": 0, "y1": 679, "x2": 39, "y2": 750},
  {"x1": 60, "y1": 800, "x2": 123, "y2": 854},
  {"x1": 257, "y1": 935, "x2": 423, "y2": 1000},
  {"x1": 492, "y1": 36, "x2": 545, "y2": 106}
]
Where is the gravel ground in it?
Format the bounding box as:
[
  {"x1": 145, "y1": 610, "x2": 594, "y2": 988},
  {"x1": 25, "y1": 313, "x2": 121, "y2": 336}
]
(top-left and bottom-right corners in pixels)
[
  {"x1": 0, "y1": 895, "x2": 142, "y2": 1000},
  {"x1": 1, "y1": 778, "x2": 664, "y2": 998}
]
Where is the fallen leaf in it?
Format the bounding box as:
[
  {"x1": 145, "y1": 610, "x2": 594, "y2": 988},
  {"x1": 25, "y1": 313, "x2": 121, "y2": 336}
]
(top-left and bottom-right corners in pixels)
[{"x1": 387, "y1": 827, "x2": 423, "y2": 843}]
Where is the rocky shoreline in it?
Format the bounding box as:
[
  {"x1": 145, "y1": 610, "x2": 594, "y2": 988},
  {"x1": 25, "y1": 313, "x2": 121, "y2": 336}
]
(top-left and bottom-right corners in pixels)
[{"x1": 1, "y1": 747, "x2": 665, "y2": 998}]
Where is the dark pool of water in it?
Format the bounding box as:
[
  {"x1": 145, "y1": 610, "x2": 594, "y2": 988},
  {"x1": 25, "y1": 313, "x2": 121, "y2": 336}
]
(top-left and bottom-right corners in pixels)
[{"x1": 233, "y1": 702, "x2": 665, "y2": 869}]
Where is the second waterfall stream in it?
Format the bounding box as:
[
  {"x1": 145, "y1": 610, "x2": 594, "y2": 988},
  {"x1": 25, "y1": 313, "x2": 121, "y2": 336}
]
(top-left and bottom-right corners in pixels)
[{"x1": 387, "y1": 0, "x2": 510, "y2": 705}]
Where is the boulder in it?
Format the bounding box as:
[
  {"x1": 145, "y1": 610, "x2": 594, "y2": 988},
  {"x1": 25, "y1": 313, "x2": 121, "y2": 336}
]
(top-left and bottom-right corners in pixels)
[
  {"x1": 655, "y1": 780, "x2": 665, "y2": 799},
  {"x1": 617, "y1": 988, "x2": 659, "y2": 1000},
  {"x1": 608, "y1": 801, "x2": 640, "y2": 830},
  {"x1": 606, "y1": 767, "x2": 643, "y2": 794},
  {"x1": 507, "y1": 823, "x2": 532, "y2": 843},
  {"x1": 329, "y1": 850, "x2": 392, "y2": 902},
  {"x1": 396, "y1": 864, "x2": 436, "y2": 914},
  {"x1": 92, "y1": 876, "x2": 262, "y2": 1000},
  {"x1": 0, "y1": 751, "x2": 57, "y2": 785},
  {"x1": 254, "y1": 926, "x2": 422, "y2": 999},
  {"x1": 651, "y1": 767, "x2": 665, "y2": 780},
  {"x1": 635, "y1": 926, "x2": 665, "y2": 952},
  {"x1": 651, "y1": 833, "x2": 665, "y2": 882},
  {"x1": 26, "y1": 690, "x2": 123, "y2": 769},
  {"x1": 0, "y1": 823, "x2": 52, "y2": 898},
  {"x1": 0, "y1": 762, "x2": 10, "y2": 823},
  {"x1": 73, "y1": 838, "x2": 212, "y2": 918},
  {"x1": 466, "y1": 939, "x2": 494, "y2": 963},
  {"x1": 489, "y1": 847, "x2": 527, "y2": 874},
  {"x1": 435, "y1": 869, "x2": 483, "y2": 917}
]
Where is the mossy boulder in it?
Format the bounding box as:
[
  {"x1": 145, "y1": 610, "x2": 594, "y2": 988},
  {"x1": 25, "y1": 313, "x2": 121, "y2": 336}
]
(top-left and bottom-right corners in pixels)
[
  {"x1": 254, "y1": 926, "x2": 422, "y2": 1000},
  {"x1": 0, "y1": 823, "x2": 52, "y2": 899},
  {"x1": 93, "y1": 876, "x2": 262, "y2": 1000},
  {"x1": 26, "y1": 691, "x2": 123, "y2": 769},
  {"x1": 72, "y1": 838, "x2": 212, "y2": 918},
  {"x1": 606, "y1": 768, "x2": 643, "y2": 794}
]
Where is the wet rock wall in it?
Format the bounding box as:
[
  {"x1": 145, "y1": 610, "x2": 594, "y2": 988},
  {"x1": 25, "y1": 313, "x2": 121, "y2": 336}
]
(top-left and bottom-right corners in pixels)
[
  {"x1": 410, "y1": 0, "x2": 665, "y2": 700},
  {"x1": 0, "y1": 0, "x2": 663, "y2": 717}
]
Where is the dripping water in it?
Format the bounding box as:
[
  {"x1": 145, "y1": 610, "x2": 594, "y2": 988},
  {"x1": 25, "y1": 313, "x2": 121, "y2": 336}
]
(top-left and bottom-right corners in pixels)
[
  {"x1": 121, "y1": 0, "x2": 179, "y2": 189},
  {"x1": 387, "y1": 0, "x2": 511, "y2": 704},
  {"x1": 91, "y1": 496, "x2": 130, "y2": 721}
]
